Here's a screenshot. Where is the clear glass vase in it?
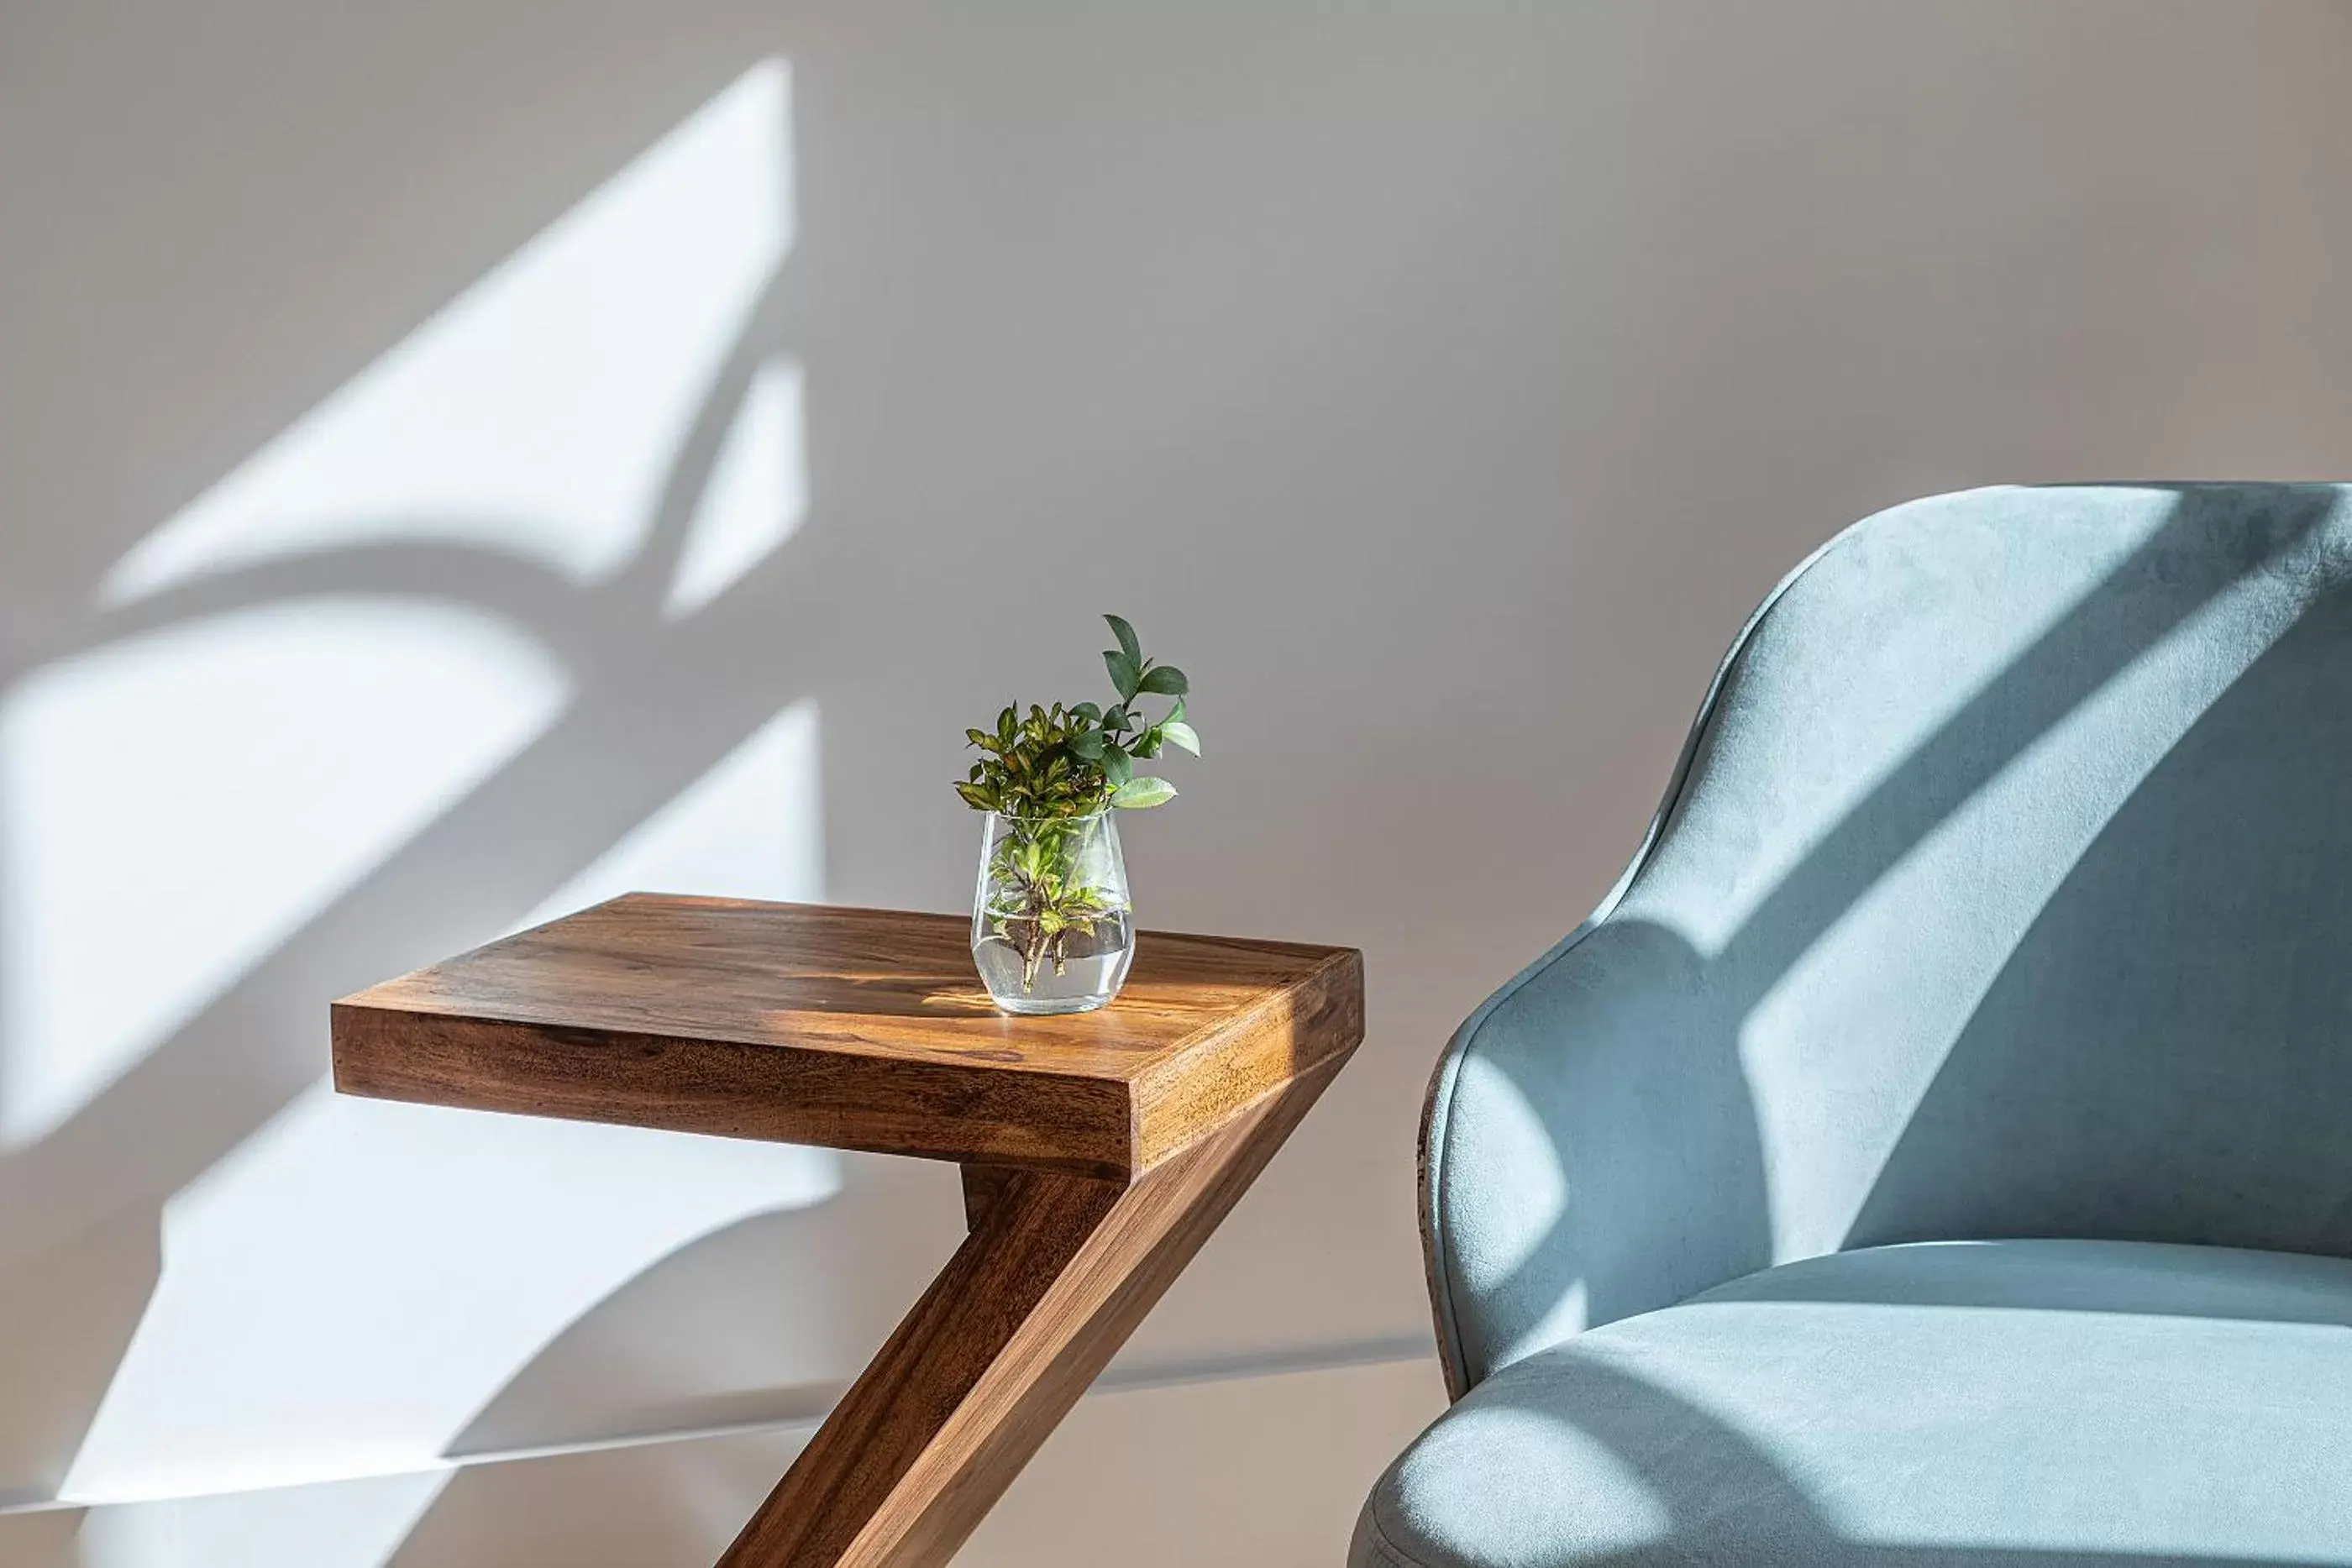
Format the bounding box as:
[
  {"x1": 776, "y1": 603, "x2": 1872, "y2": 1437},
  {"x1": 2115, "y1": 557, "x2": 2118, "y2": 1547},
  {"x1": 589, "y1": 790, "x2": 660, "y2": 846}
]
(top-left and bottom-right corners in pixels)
[{"x1": 970, "y1": 810, "x2": 1135, "y2": 1015}]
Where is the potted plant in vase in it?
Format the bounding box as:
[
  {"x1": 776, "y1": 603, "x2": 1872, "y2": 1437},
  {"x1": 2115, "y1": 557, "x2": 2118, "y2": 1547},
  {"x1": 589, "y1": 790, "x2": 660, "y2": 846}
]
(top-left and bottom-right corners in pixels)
[{"x1": 956, "y1": 615, "x2": 1200, "y2": 1015}]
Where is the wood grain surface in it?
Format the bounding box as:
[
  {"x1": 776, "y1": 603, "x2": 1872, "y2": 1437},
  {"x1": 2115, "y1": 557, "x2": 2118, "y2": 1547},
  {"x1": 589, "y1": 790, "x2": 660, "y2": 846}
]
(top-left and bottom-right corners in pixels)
[
  {"x1": 329, "y1": 894, "x2": 1365, "y2": 1568},
  {"x1": 717, "y1": 1058, "x2": 1347, "y2": 1568},
  {"x1": 333, "y1": 895, "x2": 1360, "y2": 1179}
]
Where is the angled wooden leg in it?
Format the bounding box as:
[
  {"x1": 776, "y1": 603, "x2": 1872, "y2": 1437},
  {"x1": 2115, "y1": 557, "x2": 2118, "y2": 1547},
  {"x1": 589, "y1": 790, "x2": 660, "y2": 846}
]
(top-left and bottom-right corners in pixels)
[
  {"x1": 715, "y1": 1057, "x2": 1343, "y2": 1568},
  {"x1": 957, "y1": 1163, "x2": 1024, "y2": 1233},
  {"x1": 331, "y1": 903, "x2": 1363, "y2": 1566}
]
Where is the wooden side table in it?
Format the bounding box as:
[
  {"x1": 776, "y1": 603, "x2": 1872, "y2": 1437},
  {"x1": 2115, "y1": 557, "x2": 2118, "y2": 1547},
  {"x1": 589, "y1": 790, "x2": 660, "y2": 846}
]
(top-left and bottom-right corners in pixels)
[{"x1": 331, "y1": 894, "x2": 1363, "y2": 1568}]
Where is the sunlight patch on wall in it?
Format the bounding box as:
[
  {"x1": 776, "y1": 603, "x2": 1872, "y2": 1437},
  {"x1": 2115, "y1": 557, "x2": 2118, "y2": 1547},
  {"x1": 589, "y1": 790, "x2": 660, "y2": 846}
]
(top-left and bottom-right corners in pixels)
[
  {"x1": 75, "y1": 1466, "x2": 450, "y2": 1568},
  {"x1": 519, "y1": 699, "x2": 825, "y2": 926},
  {"x1": 58, "y1": 696, "x2": 834, "y2": 1503},
  {"x1": 664, "y1": 359, "x2": 808, "y2": 619},
  {"x1": 99, "y1": 60, "x2": 794, "y2": 604},
  {"x1": 60, "y1": 1085, "x2": 838, "y2": 1502},
  {"x1": 8, "y1": 52, "x2": 834, "y2": 1518},
  {"x1": 0, "y1": 599, "x2": 570, "y2": 1149}
]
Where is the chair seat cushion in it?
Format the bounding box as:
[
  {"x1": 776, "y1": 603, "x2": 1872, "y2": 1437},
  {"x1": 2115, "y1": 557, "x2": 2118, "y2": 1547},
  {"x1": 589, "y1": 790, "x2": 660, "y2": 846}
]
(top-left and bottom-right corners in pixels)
[{"x1": 1356, "y1": 1240, "x2": 2352, "y2": 1567}]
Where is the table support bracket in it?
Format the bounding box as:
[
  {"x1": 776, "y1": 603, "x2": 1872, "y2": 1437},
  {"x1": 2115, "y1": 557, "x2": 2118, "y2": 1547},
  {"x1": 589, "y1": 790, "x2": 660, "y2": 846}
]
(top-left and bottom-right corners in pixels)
[{"x1": 716, "y1": 1057, "x2": 1342, "y2": 1568}]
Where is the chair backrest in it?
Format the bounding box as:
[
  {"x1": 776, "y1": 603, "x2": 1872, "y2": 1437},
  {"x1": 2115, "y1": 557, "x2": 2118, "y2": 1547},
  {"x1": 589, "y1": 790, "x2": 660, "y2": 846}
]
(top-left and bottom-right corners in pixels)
[{"x1": 1427, "y1": 483, "x2": 2352, "y2": 1389}]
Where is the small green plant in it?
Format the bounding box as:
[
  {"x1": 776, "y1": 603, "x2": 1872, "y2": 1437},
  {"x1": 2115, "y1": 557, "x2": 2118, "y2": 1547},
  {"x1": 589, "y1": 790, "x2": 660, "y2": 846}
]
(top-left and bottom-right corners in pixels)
[{"x1": 958, "y1": 615, "x2": 1200, "y2": 990}]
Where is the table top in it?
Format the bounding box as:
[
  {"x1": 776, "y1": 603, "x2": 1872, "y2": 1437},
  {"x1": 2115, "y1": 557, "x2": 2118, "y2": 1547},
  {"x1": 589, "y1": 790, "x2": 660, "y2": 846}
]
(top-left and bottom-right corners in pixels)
[{"x1": 332, "y1": 895, "x2": 1363, "y2": 1180}]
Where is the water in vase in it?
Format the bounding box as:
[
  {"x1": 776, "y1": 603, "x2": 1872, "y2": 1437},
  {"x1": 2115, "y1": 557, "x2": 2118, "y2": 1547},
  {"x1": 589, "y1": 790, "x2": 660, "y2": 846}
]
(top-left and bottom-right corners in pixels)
[{"x1": 972, "y1": 908, "x2": 1135, "y2": 1015}]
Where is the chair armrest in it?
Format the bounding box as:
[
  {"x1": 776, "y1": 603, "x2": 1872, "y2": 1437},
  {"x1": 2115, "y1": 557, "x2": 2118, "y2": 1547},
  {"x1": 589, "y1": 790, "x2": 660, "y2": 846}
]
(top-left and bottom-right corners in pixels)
[{"x1": 1420, "y1": 910, "x2": 1773, "y2": 1397}]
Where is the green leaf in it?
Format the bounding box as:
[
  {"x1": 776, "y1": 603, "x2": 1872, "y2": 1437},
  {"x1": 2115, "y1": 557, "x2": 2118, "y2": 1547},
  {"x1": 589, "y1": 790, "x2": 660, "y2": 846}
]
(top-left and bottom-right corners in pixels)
[
  {"x1": 1102, "y1": 705, "x2": 1127, "y2": 732},
  {"x1": 1137, "y1": 664, "x2": 1188, "y2": 697},
  {"x1": 1067, "y1": 728, "x2": 1106, "y2": 761},
  {"x1": 1102, "y1": 747, "x2": 1134, "y2": 786},
  {"x1": 1104, "y1": 650, "x2": 1142, "y2": 702},
  {"x1": 1112, "y1": 776, "x2": 1177, "y2": 809},
  {"x1": 1159, "y1": 720, "x2": 1200, "y2": 756},
  {"x1": 1072, "y1": 701, "x2": 1102, "y2": 724},
  {"x1": 1105, "y1": 614, "x2": 1142, "y2": 664},
  {"x1": 997, "y1": 706, "x2": 1017, "y2": 744},
  {"x1": 954, "y1": 781, "x2": 995, "y2": 810},
  {"x1": 1132, "y1": 726, "x2": 1163, "y2": 759}
]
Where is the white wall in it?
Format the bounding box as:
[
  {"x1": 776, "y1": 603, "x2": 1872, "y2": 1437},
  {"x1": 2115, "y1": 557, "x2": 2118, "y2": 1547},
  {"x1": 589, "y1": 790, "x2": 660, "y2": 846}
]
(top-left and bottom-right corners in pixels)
[{"x1": 4, "y1": 1, "x2": 2351, "y2": 1560}]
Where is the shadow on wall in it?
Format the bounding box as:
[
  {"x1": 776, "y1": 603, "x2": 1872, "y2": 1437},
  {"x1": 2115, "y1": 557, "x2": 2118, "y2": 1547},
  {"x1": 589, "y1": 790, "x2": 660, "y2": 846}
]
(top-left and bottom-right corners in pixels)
[{"x1": 0, "y1": 59, "x2": 943, "y2": 1533}]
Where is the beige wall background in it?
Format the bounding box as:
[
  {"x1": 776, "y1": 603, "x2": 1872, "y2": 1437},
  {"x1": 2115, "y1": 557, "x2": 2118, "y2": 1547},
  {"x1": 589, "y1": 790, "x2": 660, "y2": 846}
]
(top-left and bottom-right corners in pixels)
[{"x1": 3, "y1": 2, "x2": 2351, "y2": 1562}]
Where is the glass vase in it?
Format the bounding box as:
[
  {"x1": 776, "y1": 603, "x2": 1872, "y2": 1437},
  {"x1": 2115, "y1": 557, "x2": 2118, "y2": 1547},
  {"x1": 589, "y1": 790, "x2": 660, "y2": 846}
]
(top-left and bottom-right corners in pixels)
[{"x1": 970, "y1": 810, "x2": 1135, "y2": 1015}]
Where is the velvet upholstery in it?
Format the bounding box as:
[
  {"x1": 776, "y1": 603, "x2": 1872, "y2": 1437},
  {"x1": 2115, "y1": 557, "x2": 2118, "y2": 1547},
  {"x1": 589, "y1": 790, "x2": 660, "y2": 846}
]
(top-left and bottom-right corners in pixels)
[
  {"x1": 1358, "y1": 1240, "x2": 2352, "y2": 1566},
  {"x1": 1361, "y1": 485, "x2": 2352, "y2": 1565}
]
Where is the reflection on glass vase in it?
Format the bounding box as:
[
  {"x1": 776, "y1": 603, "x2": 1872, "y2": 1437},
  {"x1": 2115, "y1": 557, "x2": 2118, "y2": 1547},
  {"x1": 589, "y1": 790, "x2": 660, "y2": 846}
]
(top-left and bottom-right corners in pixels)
[{"x1": 970, "y1": 810, "x2": 1135, "y2": 1015}]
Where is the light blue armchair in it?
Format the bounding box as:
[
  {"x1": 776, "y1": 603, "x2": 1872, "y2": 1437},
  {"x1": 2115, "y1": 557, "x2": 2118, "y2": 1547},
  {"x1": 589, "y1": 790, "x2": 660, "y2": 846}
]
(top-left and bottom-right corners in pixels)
[{"x1": 1355, "y1": 485, "x2": 2352, "y2": 1567}]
